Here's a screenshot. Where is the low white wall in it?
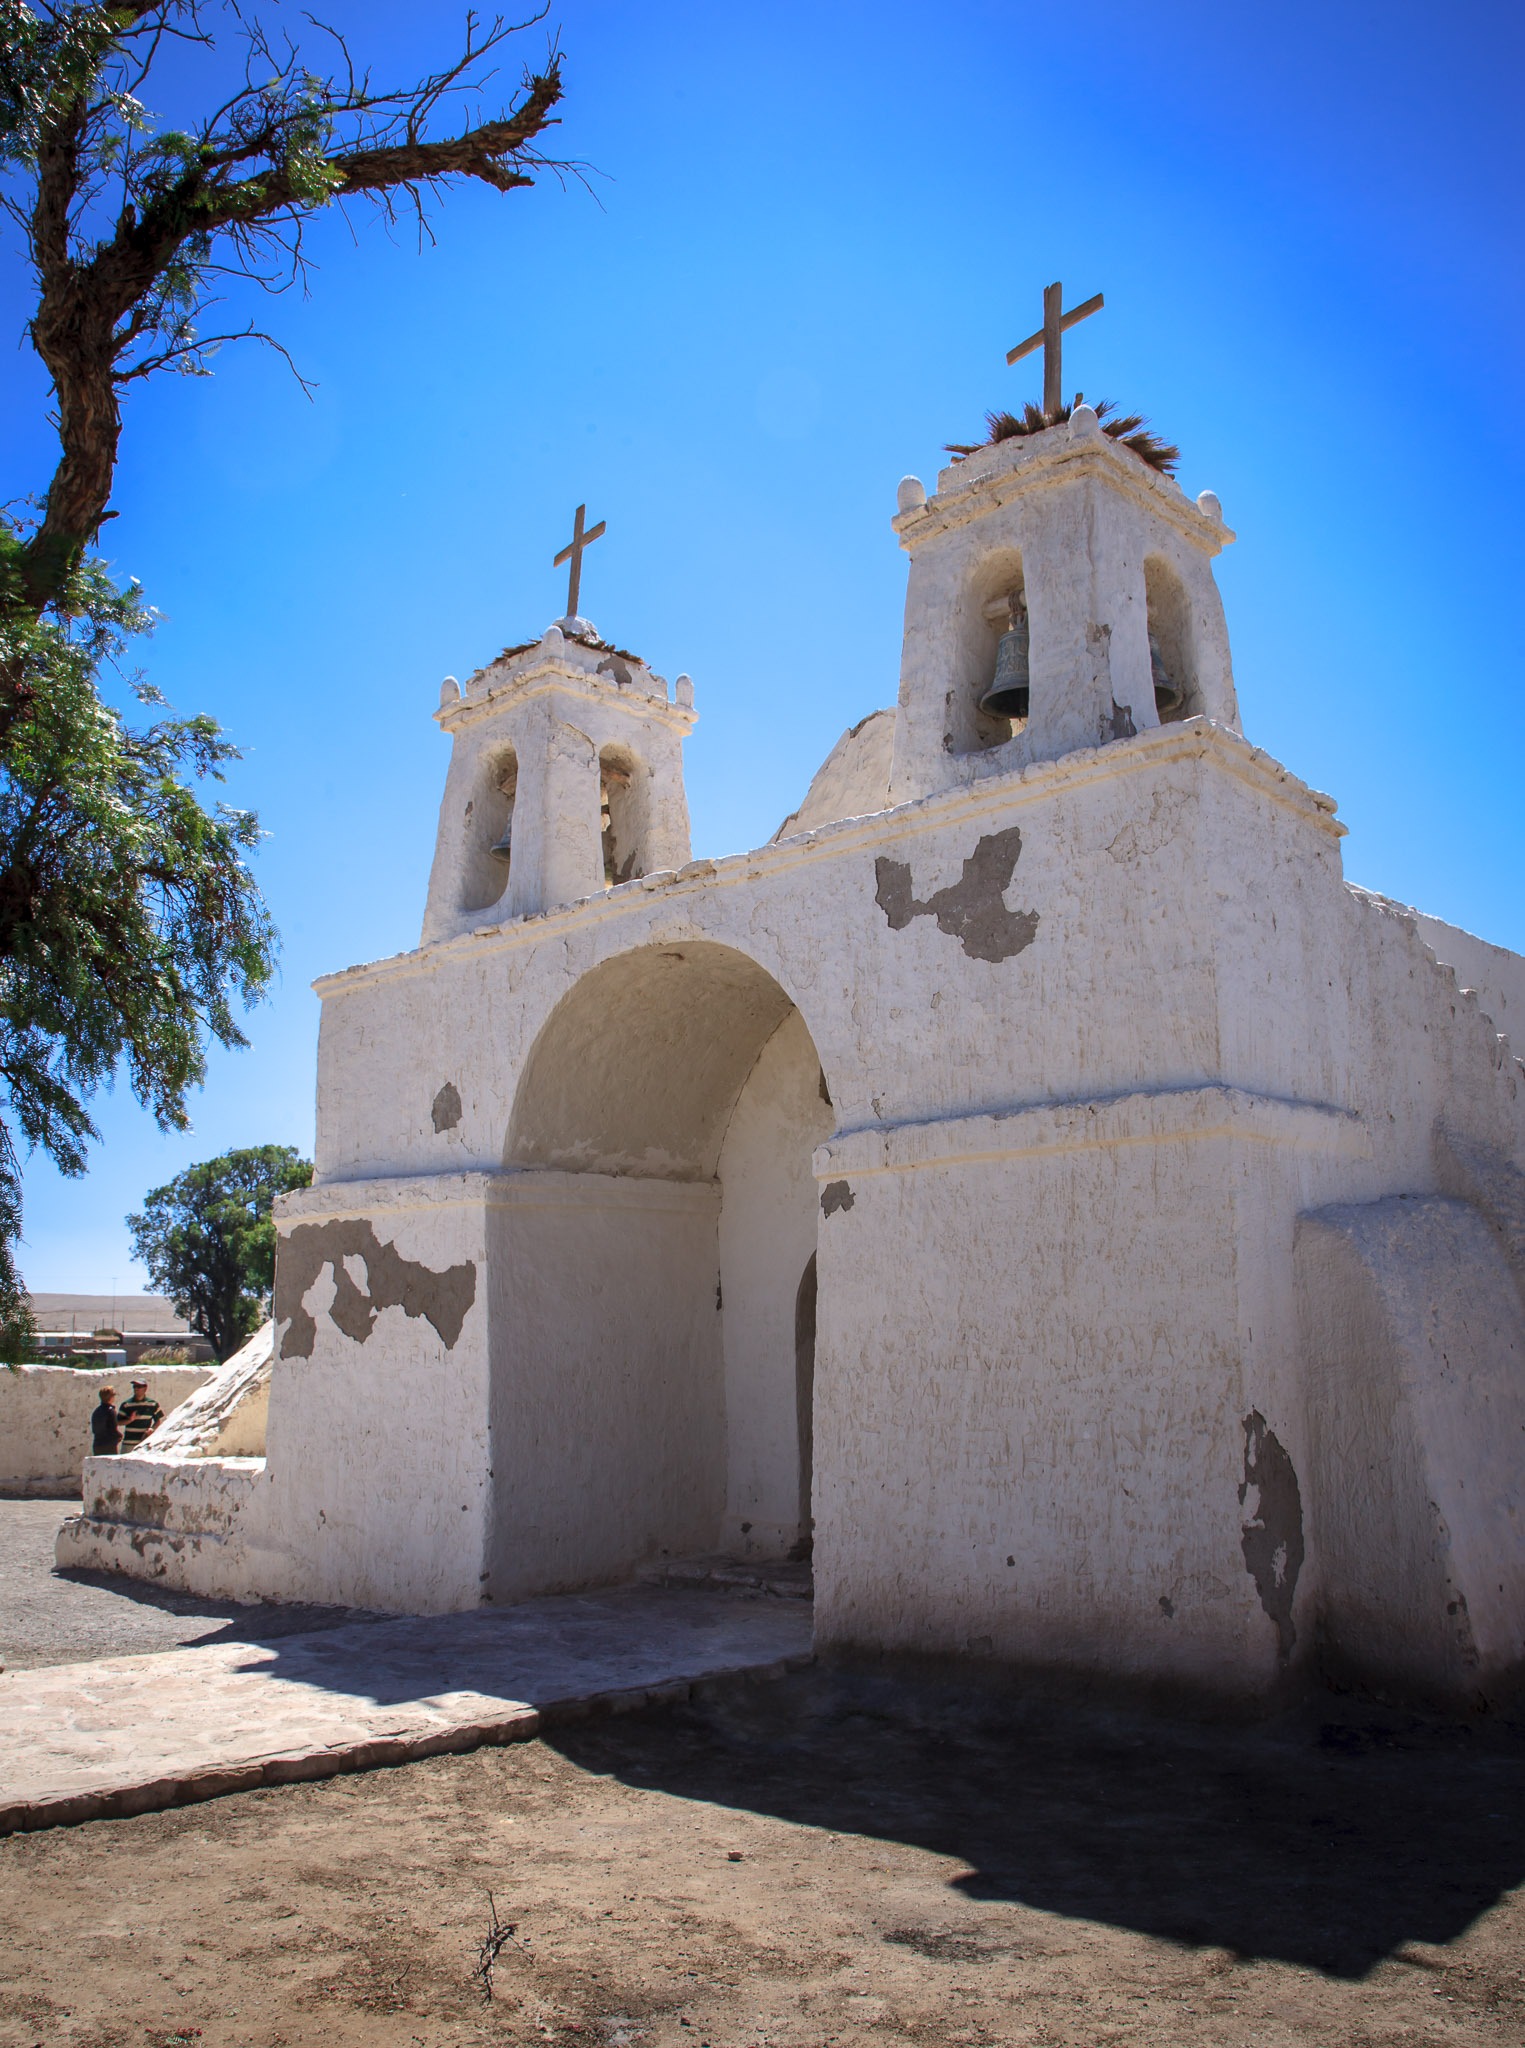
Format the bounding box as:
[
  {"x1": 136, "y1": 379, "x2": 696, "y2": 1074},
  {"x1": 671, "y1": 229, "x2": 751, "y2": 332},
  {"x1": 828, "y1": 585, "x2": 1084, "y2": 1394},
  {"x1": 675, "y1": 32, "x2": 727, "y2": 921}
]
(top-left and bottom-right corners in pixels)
[
  {"x1": 0, "y1": 1364, "x2": 213, "y2": 1497},
  {"x1": 55, "y1": 1453, "x2": 274, "y2": 1594}
]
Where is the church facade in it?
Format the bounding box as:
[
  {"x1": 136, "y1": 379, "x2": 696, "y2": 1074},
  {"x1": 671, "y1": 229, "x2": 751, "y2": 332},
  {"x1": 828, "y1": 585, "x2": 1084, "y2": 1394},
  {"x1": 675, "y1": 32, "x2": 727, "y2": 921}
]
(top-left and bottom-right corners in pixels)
[{"x1": 62, "y1": 403, "x2": 1525, "y2": 1710}]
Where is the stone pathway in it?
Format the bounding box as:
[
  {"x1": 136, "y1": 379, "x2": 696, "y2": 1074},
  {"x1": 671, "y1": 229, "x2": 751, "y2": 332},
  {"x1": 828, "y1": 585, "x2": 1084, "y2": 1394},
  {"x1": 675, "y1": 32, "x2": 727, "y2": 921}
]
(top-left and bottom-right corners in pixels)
[{"x1": 0, "y1": 1585, "x2": 813, "y2": 1835}]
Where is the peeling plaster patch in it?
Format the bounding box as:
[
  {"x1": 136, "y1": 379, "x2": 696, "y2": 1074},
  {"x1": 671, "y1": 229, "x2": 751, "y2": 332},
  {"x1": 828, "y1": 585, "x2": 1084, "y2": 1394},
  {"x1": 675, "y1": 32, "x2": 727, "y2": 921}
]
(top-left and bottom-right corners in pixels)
[
  {"x1": 431, "y1": 1081, "x2": 463, "y2": 1133},
  {"x1": 1238, "y1": 1410, "x2": 1305, "y2": 1664},
  {"x1": 278, "y1": 1218, "x2": 477, "y2": 1359},
  {"x1": 821, "y1": 1180, "x2": 855, "y2": 1216},
  {"x1": 1108, "y1": 788, "x2": 1191, "y2": 867},
  {"x1": 874, "y1": 826, "x2": 1039, "y2": 964}
]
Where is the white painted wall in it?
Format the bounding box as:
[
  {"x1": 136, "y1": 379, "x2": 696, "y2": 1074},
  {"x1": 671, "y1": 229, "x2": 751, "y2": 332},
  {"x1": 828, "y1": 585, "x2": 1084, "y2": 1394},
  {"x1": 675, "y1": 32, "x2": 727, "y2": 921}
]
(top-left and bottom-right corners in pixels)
[
  {"x1": 256, "y1": 1177, "x2": 495, "y2": 1612},
  {"x1": 1298, "y1": 1196, "x2": 1525, "y2": 1701},
  {"x1": 57, "y1": 1452, "x2": 270, "y2": 1594},
  {"x1": 1411, "y1": 907, "x2": 1525, "y2": 1043},
  {"x1": 1, "y1": 1365, "x2": 211, "y2": 1497},
  {"x1": 716, "y1": 1008, "x2": 834, "y2": 1558},
  {"x1": 485, "y1": 1174, "x2": 724, "y2": 1602}
]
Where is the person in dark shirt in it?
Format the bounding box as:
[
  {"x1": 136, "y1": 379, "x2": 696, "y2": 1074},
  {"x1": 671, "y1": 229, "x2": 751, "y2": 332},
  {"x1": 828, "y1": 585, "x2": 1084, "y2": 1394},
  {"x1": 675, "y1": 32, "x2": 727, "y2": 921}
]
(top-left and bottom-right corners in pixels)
[
  {"x1": 117, "y1": 1379, "x2": 164, "y2": 1450},
  {"x1": 90, "y1": 1387, "x2": 121, "y2": 1454}
]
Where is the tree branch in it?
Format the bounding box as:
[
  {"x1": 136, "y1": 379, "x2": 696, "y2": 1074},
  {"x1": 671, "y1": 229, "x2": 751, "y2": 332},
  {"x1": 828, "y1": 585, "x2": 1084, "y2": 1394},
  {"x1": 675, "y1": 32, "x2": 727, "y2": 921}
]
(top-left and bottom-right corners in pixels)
[{"x1": 13, "y1": 11, "x2": 568, "y2": 614}]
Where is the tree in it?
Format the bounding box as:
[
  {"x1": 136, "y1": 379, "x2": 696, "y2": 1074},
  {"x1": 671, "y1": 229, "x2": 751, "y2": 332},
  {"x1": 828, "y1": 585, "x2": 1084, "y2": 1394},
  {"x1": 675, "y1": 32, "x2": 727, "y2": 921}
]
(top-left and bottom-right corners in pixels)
[
  {"x1": 0, "y1": 5, "x2": 568, "y2": 1331},
  {"x1": 128, "y1": 1142, "x2": 312, "y2": 1359},
  {"x1": 3, "y1": 2, "x2": 567, "y2": 614},
  {"x1": 0, "y1": 541, "x2": 278, "y2": 1335}
]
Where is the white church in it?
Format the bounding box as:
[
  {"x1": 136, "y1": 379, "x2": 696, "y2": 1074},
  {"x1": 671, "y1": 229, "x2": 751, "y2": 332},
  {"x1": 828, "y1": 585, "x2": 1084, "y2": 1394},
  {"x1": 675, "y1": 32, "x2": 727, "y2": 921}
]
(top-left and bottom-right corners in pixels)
[{"x1": 63, "y1": 295, "x2": 1525, "y2": 1712}]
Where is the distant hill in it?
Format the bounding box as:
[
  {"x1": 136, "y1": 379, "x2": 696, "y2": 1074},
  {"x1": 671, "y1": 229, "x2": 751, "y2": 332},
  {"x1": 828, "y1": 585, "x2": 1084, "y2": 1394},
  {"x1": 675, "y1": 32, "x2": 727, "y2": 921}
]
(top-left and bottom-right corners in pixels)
[{"x1": 27, "y1": 1293, "x2": 192, "y2": 1335}]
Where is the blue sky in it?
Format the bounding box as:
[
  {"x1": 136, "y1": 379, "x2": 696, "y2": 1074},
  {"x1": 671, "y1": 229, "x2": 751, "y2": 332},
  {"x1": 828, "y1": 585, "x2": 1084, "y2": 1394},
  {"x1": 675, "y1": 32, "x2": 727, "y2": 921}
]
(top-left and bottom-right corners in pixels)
[{"x1": 2, "y1": 0, "x2": 1521, "y2": 1293}]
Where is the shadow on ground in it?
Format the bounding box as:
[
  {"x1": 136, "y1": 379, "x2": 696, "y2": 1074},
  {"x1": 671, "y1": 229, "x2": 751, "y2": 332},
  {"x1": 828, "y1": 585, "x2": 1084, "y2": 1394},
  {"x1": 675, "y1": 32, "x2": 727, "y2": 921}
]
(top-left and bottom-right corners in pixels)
[
  {"x1": 51, "y1": 1562, "x2": 383, "y2": 1644},
  {"x1": 544, "y1": 1663, "x2": 1525, "y2": 1980},
  {"x1": 0, "y1": 1498, "x2": 387, "y2": 1668}
]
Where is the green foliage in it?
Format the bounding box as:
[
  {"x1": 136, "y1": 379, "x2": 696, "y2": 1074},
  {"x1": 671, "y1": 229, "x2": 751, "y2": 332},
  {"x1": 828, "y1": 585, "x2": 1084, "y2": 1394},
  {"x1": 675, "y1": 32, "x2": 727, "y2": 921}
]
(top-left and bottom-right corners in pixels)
[
  {"x1": 0, "y1": 516, "x2": 278, "y2": 1322},
  {"x1": 946, "y1": 399, "x2": 1182, "y2": 476},
  {"x1": 128, "y1": 1143, "x2": 312, "y2": 1361},
  {"x1": 0, "y1": 1292, "x2": 34, "y2": 1361},
  {"x1": 0, "y1": 4, "x2": 561, "y2": 1317}
]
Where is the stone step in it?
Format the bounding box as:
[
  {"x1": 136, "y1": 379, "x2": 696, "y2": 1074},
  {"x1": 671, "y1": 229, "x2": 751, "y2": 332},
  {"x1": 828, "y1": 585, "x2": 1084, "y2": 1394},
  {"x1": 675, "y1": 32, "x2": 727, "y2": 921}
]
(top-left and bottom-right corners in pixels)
[{"x1": 637, "y1": 1553, "x2": 814, "y2": 1600}]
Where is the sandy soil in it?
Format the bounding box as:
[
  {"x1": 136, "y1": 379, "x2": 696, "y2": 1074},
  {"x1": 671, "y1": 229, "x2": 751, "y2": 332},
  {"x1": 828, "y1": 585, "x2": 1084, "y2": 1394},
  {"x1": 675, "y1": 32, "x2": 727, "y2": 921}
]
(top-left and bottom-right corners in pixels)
[{"x1": 3, "y1": 1665, "x2": 1524, "y2": 2048}]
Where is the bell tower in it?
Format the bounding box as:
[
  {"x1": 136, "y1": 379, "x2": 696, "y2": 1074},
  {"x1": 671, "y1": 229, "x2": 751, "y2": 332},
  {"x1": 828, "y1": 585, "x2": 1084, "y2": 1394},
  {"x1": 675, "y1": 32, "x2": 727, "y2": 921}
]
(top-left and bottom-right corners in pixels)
[
  {"x1": 421, "y1": 621, "x2": 696, "y2": 946},
  {"x1": 422, "y1": 505, "x2": 697, "y2": 945},
  {"x1": 887, "y1": 293, "x2": 1240, "y2": 805}
]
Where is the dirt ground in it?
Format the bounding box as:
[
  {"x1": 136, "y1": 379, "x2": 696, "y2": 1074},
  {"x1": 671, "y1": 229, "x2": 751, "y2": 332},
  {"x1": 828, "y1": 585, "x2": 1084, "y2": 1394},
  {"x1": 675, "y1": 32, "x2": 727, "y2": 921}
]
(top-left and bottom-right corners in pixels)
[{"x1": 4, "y1": 1665, "x2": 1525, "y2": 2048}]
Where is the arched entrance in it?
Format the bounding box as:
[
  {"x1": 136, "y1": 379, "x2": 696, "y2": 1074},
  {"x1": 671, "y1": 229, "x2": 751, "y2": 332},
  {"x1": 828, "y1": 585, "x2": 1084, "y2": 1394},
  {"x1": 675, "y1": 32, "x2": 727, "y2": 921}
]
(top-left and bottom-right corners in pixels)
[{"x1": 492, "y1": 942, "x2": 832, "y2": 1597}]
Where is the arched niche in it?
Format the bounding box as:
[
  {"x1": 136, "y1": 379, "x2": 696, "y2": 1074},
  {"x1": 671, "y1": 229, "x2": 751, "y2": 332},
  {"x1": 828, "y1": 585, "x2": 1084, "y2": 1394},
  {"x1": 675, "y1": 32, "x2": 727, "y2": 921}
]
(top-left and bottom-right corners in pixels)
[
  {"x1": 460, "y1": 744, "x2": 517, "y2": 915},
  {"x1": 506, "y1": 941, "x2": 808, "y2": 1179},
  {"x1": 1144, "y1": 553, "x2": 1199, "y2": 724},
  {"x1": 947, "y1": 545, "x2": 1027, "y2": 757},
  {"x1": 493, "y1": 942, "x2": 831, "y2": 1592},
  {"x1": 599, "y1": 741, "x2": 648, "y2": 887}
]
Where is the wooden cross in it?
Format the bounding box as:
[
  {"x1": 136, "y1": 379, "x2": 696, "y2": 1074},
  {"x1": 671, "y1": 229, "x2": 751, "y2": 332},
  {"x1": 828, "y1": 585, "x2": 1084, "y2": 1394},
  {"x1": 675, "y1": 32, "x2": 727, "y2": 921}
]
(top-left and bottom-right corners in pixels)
[
  {"x1": 553, "y1": 502, "x2": 606, "y2": 619},
  {"x1": 1006, "y1": 282, "x2": 1104, "y2": 419}
]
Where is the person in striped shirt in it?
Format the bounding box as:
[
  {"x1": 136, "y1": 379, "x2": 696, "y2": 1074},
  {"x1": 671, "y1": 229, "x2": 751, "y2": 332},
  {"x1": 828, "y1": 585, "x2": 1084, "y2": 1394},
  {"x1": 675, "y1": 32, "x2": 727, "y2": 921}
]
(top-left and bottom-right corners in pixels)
[{"x1": 117, "y1": 1379, "x2": 165, "y2": 1450}]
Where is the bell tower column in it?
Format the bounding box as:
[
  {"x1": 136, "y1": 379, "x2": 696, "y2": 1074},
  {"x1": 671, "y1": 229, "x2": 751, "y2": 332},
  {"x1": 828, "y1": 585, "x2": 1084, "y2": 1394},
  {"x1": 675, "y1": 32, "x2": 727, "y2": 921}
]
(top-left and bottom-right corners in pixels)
[{"x1": 507, "y1": 701, "x2": 603, "y2": 920}]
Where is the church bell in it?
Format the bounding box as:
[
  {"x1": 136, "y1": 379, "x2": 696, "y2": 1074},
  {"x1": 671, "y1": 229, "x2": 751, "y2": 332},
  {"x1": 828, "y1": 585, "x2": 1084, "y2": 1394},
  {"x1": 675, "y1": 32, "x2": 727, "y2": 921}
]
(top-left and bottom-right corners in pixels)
[
  {"x1": 1150, "y1": 632, "x2": 1185, "y2": 716},
  {"x1": 979, "y1": 601, "x2": 1030, "y2": 721},
  {"x1": 488, "y1": 822, "x2": 513, "y2": 863}
]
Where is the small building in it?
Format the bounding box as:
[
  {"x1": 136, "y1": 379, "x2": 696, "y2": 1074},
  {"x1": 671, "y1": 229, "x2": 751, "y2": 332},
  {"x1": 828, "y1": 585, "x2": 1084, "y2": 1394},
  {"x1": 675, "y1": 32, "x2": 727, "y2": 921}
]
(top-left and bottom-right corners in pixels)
[
  {"x1": 27, "y1": 1294, "x2": 215, "y2": 1367},
  {"x1": 61, "y1": 386, "x2": 1525, "y2": 1713}
]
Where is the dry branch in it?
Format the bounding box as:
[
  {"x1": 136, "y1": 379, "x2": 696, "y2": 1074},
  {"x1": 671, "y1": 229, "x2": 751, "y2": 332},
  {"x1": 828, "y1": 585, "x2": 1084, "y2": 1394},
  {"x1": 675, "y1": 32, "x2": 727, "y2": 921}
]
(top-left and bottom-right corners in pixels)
[{"x1": 4, "y1": 4, "x2": 572, "y2": 610}]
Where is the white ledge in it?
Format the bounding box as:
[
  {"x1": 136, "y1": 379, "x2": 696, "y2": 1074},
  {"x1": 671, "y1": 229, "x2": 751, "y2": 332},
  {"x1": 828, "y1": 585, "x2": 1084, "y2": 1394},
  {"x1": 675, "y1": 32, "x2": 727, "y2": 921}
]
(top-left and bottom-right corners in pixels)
[
  {"x1": 280, "y1": 1169, "x2": 720, "y2": 1221},
  {"x1": 814, "y1": 1086, "x2": 1370, "y2": 1180}
]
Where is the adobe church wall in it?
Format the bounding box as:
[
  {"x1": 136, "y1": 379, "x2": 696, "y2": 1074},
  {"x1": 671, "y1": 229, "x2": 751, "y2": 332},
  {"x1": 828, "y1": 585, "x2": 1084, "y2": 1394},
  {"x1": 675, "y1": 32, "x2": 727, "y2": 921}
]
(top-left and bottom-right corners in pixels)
[
  {"x1": 1411, "y1": 911, "x2": 1525, "y2": 1039},
  {"x1": 809, "y1": 1100, "x2": 1364, "y2": 1697},
  {"x1": 716, "y1": 1008, "x2": 834, "y2": 1560},
  {"x1": 482, "y1": 1173, "x2": 723, "y2": 1604},
  {"x1": 1136, "y1": 749, "x2": 1525, "y2": 1199},
  {"x1": 309, "y1": 729, "x2": 1304, "y2": 1191},
  {"x1": 1297, "y1": 1196, "x2": 1525, "y2": 1707},
  {"x1": 183, "y1": 718, "x2": 1524, "y2": 1651},
  {"x1": 257, "y1": 1178, "x2": 493, "y2": 1612}
]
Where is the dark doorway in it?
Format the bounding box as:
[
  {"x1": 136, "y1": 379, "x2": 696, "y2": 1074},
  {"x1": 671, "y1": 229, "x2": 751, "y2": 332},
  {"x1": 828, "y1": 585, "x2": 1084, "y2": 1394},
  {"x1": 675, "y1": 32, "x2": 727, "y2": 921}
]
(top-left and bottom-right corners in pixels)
[{"x1": 792, "y1": 1253, "x2": 817, "y2": 1561}]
